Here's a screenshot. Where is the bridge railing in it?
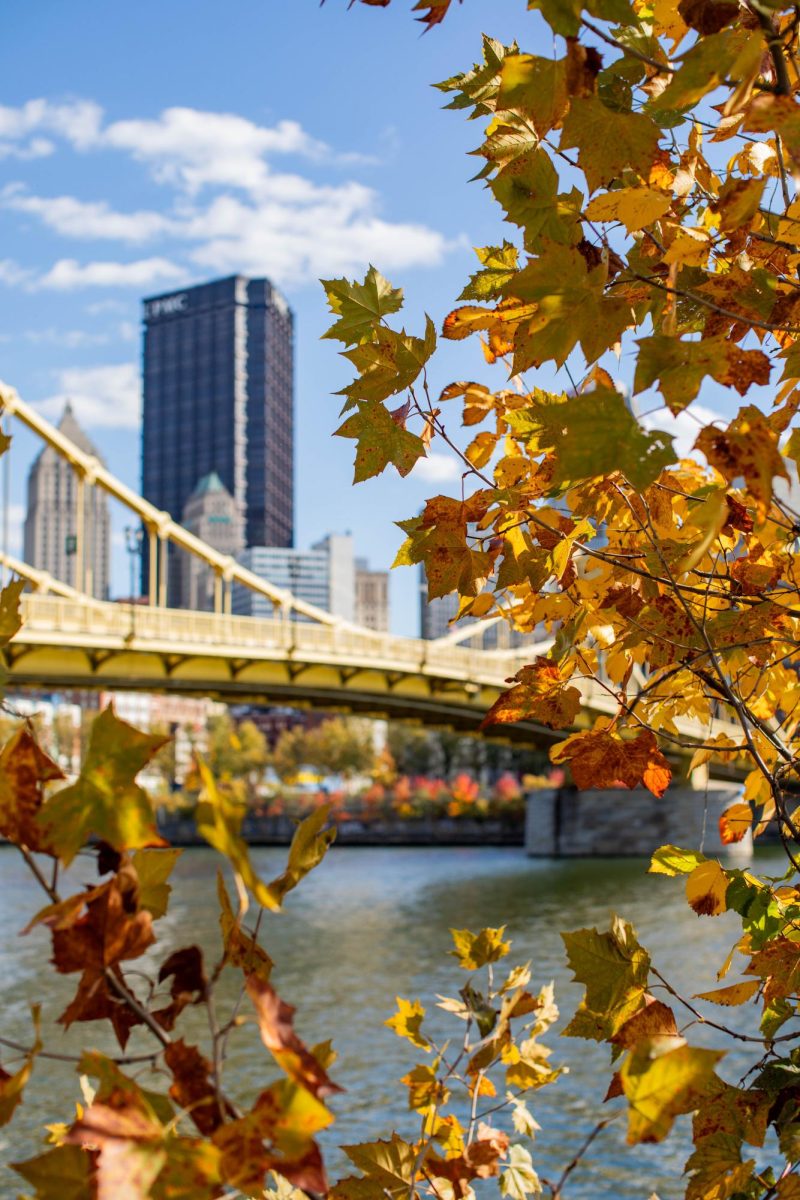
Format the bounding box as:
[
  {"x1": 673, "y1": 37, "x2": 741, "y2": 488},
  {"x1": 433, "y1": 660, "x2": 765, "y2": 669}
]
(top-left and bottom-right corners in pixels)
[{"x1": 16, "y1": 595, "x2": 537, "y2": 687}]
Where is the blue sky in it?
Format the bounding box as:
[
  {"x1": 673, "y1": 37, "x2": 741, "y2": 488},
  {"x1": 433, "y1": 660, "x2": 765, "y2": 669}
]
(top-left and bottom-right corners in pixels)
[{"x1": 0, "y1": 0, "x2": 730, "y2": 634}]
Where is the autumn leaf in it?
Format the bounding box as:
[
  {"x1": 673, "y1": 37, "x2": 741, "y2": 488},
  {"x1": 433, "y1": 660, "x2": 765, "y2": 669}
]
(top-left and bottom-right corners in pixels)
[
  {"x1": 621, "y1": 1042, "x2": 724, "y2": 1143},
  {"x1": 719, "y1": 802, "x2": 753, "y2": 845},
  {"x1": 562, "y1": 917, "x2": 651, "y2": 1039},
  {"x1": 0, "y1": 577, "x2": 24, "y2": 647},
  {"x1": 0, "y1": 728, "x2": 64, "y2": 854},
  {"x1": 500, "y1": 1144, "x2": 541, "y2": 1200},
  {"x1": 130, "y1": 847, "x2": 182, "y2": 919},
  {"x1": 551, "y1": 728, "x2": 672, "y2": 797},
  {"x1": 481, "y1": 658, "x2": 581, "y2": 731},
  {"x1": 12, "y1": 1144, "x2": 96, "y2": 1200},
  {"x1": 336, "y1": 401, "x2": 425, "y2": 482},
  {"x1": 450, "y1": 926, "x2": 511, "y2": 970},
  {"x1": 509, "y1": 388, "x2": 675, "y2": 492},
  {"x1": 385, "y1": 997, "x2": 431, "y2": 1051},
  {"x1": 342, "y1": 1135, "x2": 418, "y2": 1195},
  {"x1": 693, "y1": 980, "x2": 761, "y2": 1006},
  {"x1": 66, "y1": 1100, "x2": 166, "y2": 1200},
  {"x1": 164, "y1": 1040, "x2": 233, "y2": 1136},
  {"x1": 38, "y1": 705, "x2": 168, "y2": 866},
  {"x1": 245, "y1": 975, "x2": 343, "y2": 1099},
  {"x1": 561, "y1": 97, "x2": 661, "y2": 192},
  {"x1": 268, "y1": 803, "x2": 337, "y2": 904},
  {"x1": 217, "y1": 871, "x2": 274, "y2": 982},
  {"x1": 322, "y1": 266, "x2": 403, "y2": 346},
  {"x1": 686, "y1": 860, "x2": 730, "y2": 917},
  {"x1": 0, "y1": 1007, "x2": 40, "y2": 1127},
  {"x1": 694, "y1": 406, "x2": 788, "y2": 522}
]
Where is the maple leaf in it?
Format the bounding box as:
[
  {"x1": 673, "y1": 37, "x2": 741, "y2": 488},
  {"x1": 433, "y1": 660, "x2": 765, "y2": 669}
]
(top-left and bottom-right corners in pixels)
[
  {"x1": 0, "y1": 728, "x2": 64, "y2": 854},
  {"x1": 0, "y1": 577, "x2": 24, "y2": 647},
  {"x1": 693, "y1": 980, "x2": 761, "y2": 1006},
  {"x1": 217, "y1": 871, "x2": 274, "y2": 981},
  {"x1": 385, "y1": 997, "x2": 431, "y2": 1050},
  {"x1": 38, "y1": 705, "x2": 168, "y2": 866},
  {"x1": 336, "y1": 401, "x2": 425, "y2": 482},
  {"x1": 66, "y1": 1100, "x2": 166, "y2": 1200},
  {"x1": 621, "y1": 1042, "x2": 724, "y2": 1143},
  {"x1": 322, "y1": 266, "x2": 403, "y2": 346},
  {"x1": 551, "y1": 727, "x2": 672, "y2": 797},
  {"x1": 561, "y1": 97, "x2": 661, "y2": 192},
  {"x1": 246, "y1": 975, "x2": 343, "y2": 1099},
  {"x1": 130, "y1": 847, "x2": 182, "y2": 919},
  {"x1": 342, "y1": 1134, "x2": 418, "y2": 1195},
  {"x1": 12, "y1": 1144, "x2": 96, "y2": 1200},
  {"x1": 481, "y1": 657, "x2": 581, "y2": 731},
  {"x1": 500, "y1": 1144, "x2": 541, "y2": 1200},
  {"x1": 514, "y1": 386, "x2": 675, "y2": 491},
  {"x1": 196, "y1": 767, "x2": 332, "y2": 911},
  {"x1": 164, "y1": 1040, "x2": 233, "y2": 1136},
  {"x1": 501, "y1": 246, "x2": 633, "y2": 368},
  {"x1": 586, "y1": 187, "x2": 672, "y2": 234},
  {"x1": 450, "y1": 926, "x2": 511, "y2": 970},
  {"x1": 562, "y1": 917, "x2": 651, "y2": 1041},
  {"x1": 695, "y1": 406, "x2": 788, "y2": 522},
  {"x1": 634, "y1": 335, "x2": 771, "y2": 414},
  {"x1": 153, "y1": 945, "x2": 207, "y2": 1031}
]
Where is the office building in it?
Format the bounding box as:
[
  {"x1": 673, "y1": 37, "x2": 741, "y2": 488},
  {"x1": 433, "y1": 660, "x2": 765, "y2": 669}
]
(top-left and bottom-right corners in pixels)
[
  {"x1": 179, "y1": 472, "x2": 245, "y2": 610},
  {"x1": 355, "y1": 558, "x2": 389, "y2": 631},
  {"x1": 141, "y1": 275, "x2": 294, "y2": 599},
  {"x1": 23, "y1": 403, "x2": 110, "y2": 599},
  {"x1": 233, "y1": 534, "x2": 355, "y2": 621},
  {"x1": 419, "y1": 565, "x2": 527, "y2": 647}
]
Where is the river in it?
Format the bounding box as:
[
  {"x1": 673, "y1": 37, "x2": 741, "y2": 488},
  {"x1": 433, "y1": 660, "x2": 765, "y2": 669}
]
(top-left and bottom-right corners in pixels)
[{"x1": 0, "y1": 844, "x2": 783, "y2": 1198}]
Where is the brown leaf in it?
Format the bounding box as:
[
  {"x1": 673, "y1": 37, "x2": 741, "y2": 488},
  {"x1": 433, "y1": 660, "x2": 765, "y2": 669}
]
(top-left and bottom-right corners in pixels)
[
  {"x1": 551, "y1": 728, "x2": 672, "y2": 797},
  {"x1": 164, "y1": 1040, "x2": 233, "y2": 1136},
  {"x1": 481, "y1": 658, "x2": 581, "y2": 731},
  {"x1": 611, "y1": 997, "x2": 679, "y2": 1049},
  {"x1": 154, "y1": 946, "x2": 207, "y2": 1031},
  {"x1": 0, "y1": 729, "x2": 64, "y2": 854},
  {"x1": 245, "y1": 976, "x2": 343, "y2": 1099}
]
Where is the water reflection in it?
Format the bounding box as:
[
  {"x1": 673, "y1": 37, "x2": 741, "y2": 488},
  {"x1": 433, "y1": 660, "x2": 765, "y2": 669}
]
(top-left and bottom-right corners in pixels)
[{"x1": 0, "y1": 845, "x2": 784, "y2": 1198}]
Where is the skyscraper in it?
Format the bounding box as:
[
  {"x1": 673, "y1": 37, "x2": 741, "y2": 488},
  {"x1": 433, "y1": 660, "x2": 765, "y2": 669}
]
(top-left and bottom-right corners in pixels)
[
  {"x1": 179, "y1": 472, "x2": 244, "y2": 611},
  {"x1": 141, "y1": 276, "x2": 294, "y2": 599},
  {"x1": 23, "y1": 403, "x2": 110, "y2": 599}
]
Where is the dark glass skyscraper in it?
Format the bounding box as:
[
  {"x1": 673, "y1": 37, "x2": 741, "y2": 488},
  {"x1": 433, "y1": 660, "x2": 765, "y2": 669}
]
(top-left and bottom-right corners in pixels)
[{"x1": 141, "y1": 276, "x2": 294, "y2": 598}]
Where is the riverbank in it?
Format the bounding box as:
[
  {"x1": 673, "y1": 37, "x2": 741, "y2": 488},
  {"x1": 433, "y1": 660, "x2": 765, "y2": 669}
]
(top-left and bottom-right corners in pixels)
[{"x1": 156, "y1": 811, "x2": 524, "y2": 846}]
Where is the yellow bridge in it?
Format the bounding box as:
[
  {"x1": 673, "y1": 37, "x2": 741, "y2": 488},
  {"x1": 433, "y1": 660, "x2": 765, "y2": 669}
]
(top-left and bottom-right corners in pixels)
[{"x1": 0, "y1": 383, "x2": 731, "y2": 748}]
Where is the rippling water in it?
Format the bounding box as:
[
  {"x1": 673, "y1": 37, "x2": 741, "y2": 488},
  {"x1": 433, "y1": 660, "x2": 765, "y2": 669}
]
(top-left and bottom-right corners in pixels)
[{"x1": 0, "y1": 844, "x2": 785, "y2": 1198}]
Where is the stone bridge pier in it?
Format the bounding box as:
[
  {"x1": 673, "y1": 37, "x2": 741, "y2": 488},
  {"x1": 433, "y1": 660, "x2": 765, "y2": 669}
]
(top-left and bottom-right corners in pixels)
[{"x1": 525, "y1": 780, "x2": 752, "y2": 859}]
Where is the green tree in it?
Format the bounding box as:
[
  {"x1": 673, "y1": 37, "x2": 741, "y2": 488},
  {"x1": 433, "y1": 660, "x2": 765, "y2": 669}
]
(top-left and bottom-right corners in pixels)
[{"x1": 206, "y1": 712, "x2": 269, "y2": 804}]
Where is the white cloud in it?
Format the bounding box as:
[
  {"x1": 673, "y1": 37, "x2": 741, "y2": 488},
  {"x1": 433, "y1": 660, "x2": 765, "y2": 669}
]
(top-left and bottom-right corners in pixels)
[
  {"x1": 37, "y1": 257, "x2": 185, "y2": 290},
  {"x1": 0, "y1": 138, "x2": 54, "y2": 161},
  {"x1": 3, "y1": 186, "x2": 171, "y2": 241},
  {"x1": 641, "y1": 402, "x2": 723, "y2": 461},
  {"x1": 411, "y1": 453, "x2": 461, "y2": 483},
  {"x1": 0, "y1": 97, "x2": 456, "y2": 289},
  {"x1": 103, "y1": 108, "x2": 331, "y2": 194},
  {"x1": 0, "y1": 259, "x2": 31, "y2": 286},
  {"x1": 0, "y1": 99, "x2": 102, "y2": 149},
  {"x1": 36, "y1": 363, "x2": 140, "y2": 430}
]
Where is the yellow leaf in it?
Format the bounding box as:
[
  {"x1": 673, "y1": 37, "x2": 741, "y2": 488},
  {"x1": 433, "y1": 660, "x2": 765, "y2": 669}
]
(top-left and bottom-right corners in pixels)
[
  {"x1": 686, "y1": 860, "x2": 729, "y2": 917},
  {"x1": 450, "y1": 927, "x2": 511, "y2": 970},
  {"x1": 693, "y1": 980, "x2": 760, "y2": 1006},
  {"x1": 385, "y1": 998, "x2": 431, "y2": 1051},
  {"x1": 586, "y1": 187, "x2": 672, "y2": 233}
]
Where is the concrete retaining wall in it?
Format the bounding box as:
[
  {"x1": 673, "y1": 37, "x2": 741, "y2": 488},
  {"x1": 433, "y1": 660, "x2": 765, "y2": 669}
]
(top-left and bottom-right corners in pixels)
[{"x1": 525, "y1": 785, "x2": 752, "y2": 859}]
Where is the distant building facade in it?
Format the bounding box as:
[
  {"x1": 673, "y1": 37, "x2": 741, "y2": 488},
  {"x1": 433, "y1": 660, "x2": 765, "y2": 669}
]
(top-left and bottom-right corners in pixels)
[
  {"x1": 419, "y1": 565, "x2": 527, "y2": 648},
  {"x1": 141, "y1": 275, "x2": 294, "y2": 600},
  {"x1": 23, "y1": 403, "x2": 110, "y2": 599},
  {"x1": 233, "y1": 534, "x2": 355, "y2": 621},
  {"x1": 355, "y1": 558, "x2": 389, "y2": 631},
  {"x1": 179, "y1": 472, "x2": 244, "y2": 610}
]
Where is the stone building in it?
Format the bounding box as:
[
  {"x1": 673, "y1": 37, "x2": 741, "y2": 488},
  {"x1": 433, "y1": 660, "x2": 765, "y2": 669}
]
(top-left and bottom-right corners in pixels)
[
  {"x1": 23, "y1": 403, "x2": 110, "y2": 599},
  {"x1": 179, "y1": 472, "x2": 244, "y2": 610}
]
